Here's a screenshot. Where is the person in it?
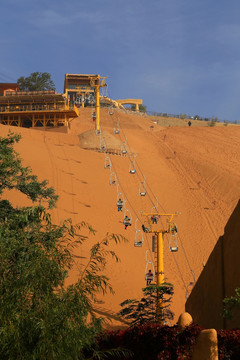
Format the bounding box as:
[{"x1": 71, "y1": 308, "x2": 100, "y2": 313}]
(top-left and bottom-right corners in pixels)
[
  {"x1": 117, "y1": 198, "x2": 124, "y2": 211},
  {"x1": 188, "y1": 120, "x2": 192, "y2": 127},
  {"x1": 142, "y1": 224, "x2": 150, "y2": 233},
  {"x1": 151, "y1": 215, "x2": 159, "y2": 224},
  {"x1": 123, "y1": 216, "x2": 131, "y2": 230},
  {"x1": 146, "y1": 269, "x2": 154, "y2": 285}
]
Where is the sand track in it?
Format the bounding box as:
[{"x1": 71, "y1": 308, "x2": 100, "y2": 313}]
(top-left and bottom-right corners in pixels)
[{"x1": 1, "y1": 109, "x2": 239, "y2": 326}]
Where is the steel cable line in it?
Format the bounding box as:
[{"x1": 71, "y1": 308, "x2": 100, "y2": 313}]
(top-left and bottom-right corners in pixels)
[
  {"x1": 101, "y1": 126, "x2": 188, "y2": 292},
  {"x1": 109, "y1": 109, "x2": 166, "y2": 214},
  {"x1": 108, "y1": 110, "x2": 196, "y2": 285},
  {"x1": 102, "y1": 106, "x2": 196, "y2": 290},
  {"x1": 99, "y1": 129, "x2": 155, "y2": 266}
]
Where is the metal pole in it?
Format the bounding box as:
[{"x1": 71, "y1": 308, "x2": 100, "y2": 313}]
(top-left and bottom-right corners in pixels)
[
  {"x1": 157, "y1": 232, "x2": 164, "y2": 323},
  {"x1": 95, "y1": 78, "x2": 100, "y2": 133}
]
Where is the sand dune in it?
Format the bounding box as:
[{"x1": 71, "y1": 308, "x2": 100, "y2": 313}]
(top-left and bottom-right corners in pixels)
[{"x1": 1, "y1": 108, "x2": 240, "y2": 326}]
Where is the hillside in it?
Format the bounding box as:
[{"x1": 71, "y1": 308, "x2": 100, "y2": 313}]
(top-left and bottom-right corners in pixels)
[{"x1": 1, "y1": 107, "x2": 240, "y2": 327}]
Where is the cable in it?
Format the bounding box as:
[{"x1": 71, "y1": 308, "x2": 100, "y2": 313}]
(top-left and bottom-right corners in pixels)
[
  {"x1": 100, "y1": 103, "x2": 196, "y2": 292},
  {"x1": 99, "y1": 128, "x2": 155, "y2": 265}
]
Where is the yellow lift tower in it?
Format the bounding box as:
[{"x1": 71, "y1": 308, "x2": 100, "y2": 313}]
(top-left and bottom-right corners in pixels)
[
  {"x1": 142, "y1": 212, "x2": 178, "y2": 323},
  {"x1": 89, "y1": 75, "x2": 107, "y2": 134}
]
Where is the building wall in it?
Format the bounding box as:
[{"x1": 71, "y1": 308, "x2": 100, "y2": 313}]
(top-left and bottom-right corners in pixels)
[
  {"x1": 186, "y1": 200, "x2": 240, "y2": 329},
  {"x1": 0, "y1": 83, "x2": 19, "y2": 96}
]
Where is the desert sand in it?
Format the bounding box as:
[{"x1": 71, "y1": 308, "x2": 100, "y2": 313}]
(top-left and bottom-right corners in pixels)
[{"x1": 1, "y1": 107, "x2": 240, "y2": 327}]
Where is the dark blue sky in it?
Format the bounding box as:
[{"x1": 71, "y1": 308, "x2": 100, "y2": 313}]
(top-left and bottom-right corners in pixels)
[{"x1": 1, "y1": 0, "x2": 240, "y2": 121}]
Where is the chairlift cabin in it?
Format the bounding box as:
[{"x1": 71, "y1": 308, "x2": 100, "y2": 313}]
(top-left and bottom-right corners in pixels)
[
  {"x1": 114, "y1": 117, "x2": 120, "y2": 134},
  {"x1": 109, "y1": 172, "x2": 117, "y2": 185},
  {"x1": 117, "y1": 191, "x2": 124, "y2": 203},
  {"x1": 139, "y1": 181, "x2": 146, "y2": 196},
  {"x1": 134, "y1": 229, "x2": 144, "y2": 247},
  {"x1": 121, "y1": 142, "x2": 127, "y2": 155},
  {"x1": 114, "y1": 124, "x2": 120, "y2": 134},
  {"x1": 129, "y1": 161, "x2": 136, "y2": 174},
  {"x1": 99, "y1": 137, "x2": 106, "y2": 151},
  {"x1": 116, "y1": 192, "x2": 124, "y2": 210},
  {"x1": 108, "y1": 107, "x2": 114, "y2": 115},
  {"x1": 168, "y1": 234, "x2": 178, "y2": 252},
  {"x1": 104, "y1": 155, "x2": 111, "y2": 169},
  {"x1": 145, "y1": 250, "x2": 155, "y2": 284},
  {"x1": 123, "y1": 208, "x2": 132, "y2": 223}
]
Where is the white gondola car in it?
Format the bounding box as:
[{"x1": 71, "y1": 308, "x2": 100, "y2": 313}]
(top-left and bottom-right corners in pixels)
[
  {"x1": 104, "y1": 155, "x2": 111, "y2": 169},
  {"x1": 169, "y1": 234, "x2": 178, "y2": 252},
  {"x1": 109, "y1": 172, "x2": 117, "y2": 185},
  {"x1": 134, "y1": 229, "x2": 144, "y2": 247},
  {"x1": 121, "y1": 142, "x2": 127, "y2": 155},
  {"x1": 129, "y1": 161, "x2": 136, "y2": 174}
]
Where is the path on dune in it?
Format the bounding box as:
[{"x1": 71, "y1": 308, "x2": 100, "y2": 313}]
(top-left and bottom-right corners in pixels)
[{"x1": 1, "y1": 109, "x2": 239, "y2": 326}]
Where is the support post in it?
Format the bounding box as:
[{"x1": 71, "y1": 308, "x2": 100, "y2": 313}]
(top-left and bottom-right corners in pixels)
[
  {"x1": 157, "y1": 232, "x2": 164, "y2": 323},
  {"x1": 95, "y1": 81, "x2": 100, "y2": 133},
  {"x1": 64, "y1": 114, "x2": 68, "y2": 127}
]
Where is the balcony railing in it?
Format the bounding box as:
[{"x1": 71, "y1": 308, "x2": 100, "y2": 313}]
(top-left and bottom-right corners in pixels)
[{"x1": 0, "y1": 103, "x2": 71, "y2": 113}]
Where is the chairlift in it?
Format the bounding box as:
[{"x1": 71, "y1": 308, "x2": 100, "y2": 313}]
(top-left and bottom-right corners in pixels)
[
  {"x1": 123, "y1": 208, "x2": 132, "y2": 223},
  {"x1": 129, "y1": 154, "x2": 136, "y2": 174},
  {"x1": 108, "y1": 107, "x2": 114, "y2": 115},
  {"x1": 169, "y1": 233, "x2": 178, "y2": 252},
  {"x1": 139, "y1": 177, "x2": 146, "y2": 196},
  {"x1": 123, "y1": 208, "x2": 132, "y2": 229},
  {"x1": 114, "y1": 117, "x2": 120, "y2": 134},
  {"x1": 129, "y1": 161, "x2": 136, "y2": 174},
  {"x1": 109, "y1": 172, "x2": 117, "y2": 186},
  {"x1": 104, "y1": 155, "x2": 111, "y2": 169},
  {"x1": 169, "y1": 222, "x2": 178, "y2": 234},
  {"x1": 121, "y1": 141, "x2": 127, "y2": 155},
  {"x1": 134, "y1": 229, "x2": 144, "y2": 247},
  {"x1": 116, "y1": 192, "x2": 124, "y2": 211},
  {"x1": 99, "y1": 137, "x2": 106, "y2": 151},
  {"x1": 145, "y1": 250, "x2": 155, "y2": 285},
  {"x1": 117, "y1": 191, "x2": 124, "y2": 202}
]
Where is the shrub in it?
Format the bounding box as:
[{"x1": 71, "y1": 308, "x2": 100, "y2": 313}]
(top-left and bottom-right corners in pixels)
[{"x1": 96, "y1": 324, "x2": 240, "y2": 359}]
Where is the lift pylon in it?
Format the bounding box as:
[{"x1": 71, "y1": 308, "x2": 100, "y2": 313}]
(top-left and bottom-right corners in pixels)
[
  {"x1": 90, "y1": 75, "x2": 107, "y2": 134},
  {"x1": 142, "y1": 212, "x2": 179, "y2": 323}
]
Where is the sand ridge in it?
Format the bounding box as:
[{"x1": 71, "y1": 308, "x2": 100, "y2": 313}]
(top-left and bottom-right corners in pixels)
[{"x1": 1, "y1": 108, "x2": 239, "y2": 326}]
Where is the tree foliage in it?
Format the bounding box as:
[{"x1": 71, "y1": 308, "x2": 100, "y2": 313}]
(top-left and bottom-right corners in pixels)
[
  {"x1": 0, "y1": 132, "x2": 127, "y2": 359},
  {"x1": 17, "y1": 72, "x2": 56, "y2": 91},
  {"x1": 222, "y1": 288, "x2": 240, "y2": 320},
  {"x1": 119, "y1": 283, "x2": 174, "y2": 326}
]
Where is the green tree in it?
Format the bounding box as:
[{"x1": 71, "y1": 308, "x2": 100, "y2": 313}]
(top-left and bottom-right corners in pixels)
[
  {"x1": 0, "y1": 132, "x2": 126, "y2": 359},
  {"x1": 17, "y1": 72, "x2": 56, "y2": 91},
  {"x1": 222, "y1": 288, "x2": 240, "y2": 320},
  {"x1": 119, "y1": 283, "x2": 174, "y2": 326},
  {"x1": 139, "y1": 104, "x2": 147, "y2": 113}
]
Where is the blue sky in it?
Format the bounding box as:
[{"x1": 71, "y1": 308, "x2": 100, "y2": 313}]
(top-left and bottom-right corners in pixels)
[{"x1": 1, "y1": 0, "x2": 240, "y2": 121}]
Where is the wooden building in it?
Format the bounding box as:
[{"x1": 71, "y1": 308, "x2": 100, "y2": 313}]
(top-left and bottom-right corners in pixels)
[
  {"x1": 0, "y1": 83, "x2": 19, "y2": 96},
  {"x1": 0, "y1": 90, "x2": 79, "y2": 128}
]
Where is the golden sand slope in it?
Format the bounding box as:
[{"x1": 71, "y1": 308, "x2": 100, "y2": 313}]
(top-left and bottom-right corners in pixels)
[{"x1": 1, "y1": 108, "x2": 239, "y2": 326}]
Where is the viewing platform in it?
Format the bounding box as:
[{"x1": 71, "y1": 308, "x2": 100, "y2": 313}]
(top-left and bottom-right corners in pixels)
[{"x1": 0, "y1": 91, "x2": 79, "y2": 128}]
